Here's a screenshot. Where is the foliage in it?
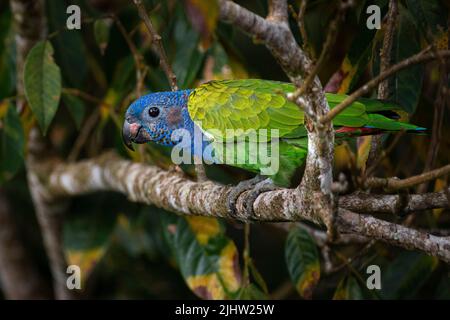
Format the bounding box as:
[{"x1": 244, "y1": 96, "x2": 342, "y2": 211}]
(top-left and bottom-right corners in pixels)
[{"x1": 0, "y1": 0, "x2": 449, "y2": 300}]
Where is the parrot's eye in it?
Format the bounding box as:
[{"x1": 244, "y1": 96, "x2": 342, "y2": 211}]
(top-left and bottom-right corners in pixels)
[{"x1": 148, "y1": 107, "x2": 160, "y2": 118}]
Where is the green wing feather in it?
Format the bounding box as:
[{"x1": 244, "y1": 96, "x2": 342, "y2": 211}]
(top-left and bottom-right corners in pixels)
[
  {"x1": 188, "y1": 79, "x2": 303, "y2": 141},
  {"x1": 188, "y1": 79, "x2": 419, "y2": 139}
]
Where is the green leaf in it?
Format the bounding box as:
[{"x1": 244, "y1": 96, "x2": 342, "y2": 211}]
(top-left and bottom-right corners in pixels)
[
  {"x1": 390, "y1": 6, "x2": 424, "y2": 114},
  {"x1": 62, "y1": 93, "x2": 85, "y2": 129},
  {"x1": 381, "y1": 251, "x2": 438, "y2": 299},
  {"x1": 333, "y1": 276, "x2": 364, "y2": 300},
  {"x1": 94, "y1": 18, "x2": 113, "y2": 55},
  {"x1": 24, "y1": 41, "x2": 62, "y2": 135},
  {"x1": 161, "y1": 214, "x2": 242, "y2": 299},
  {"x1": 285, "y1": 227, "x2": 320, "y2": 299},
  {"x1": 0, "y1": 102, "x2": 25, "y2": 183}
]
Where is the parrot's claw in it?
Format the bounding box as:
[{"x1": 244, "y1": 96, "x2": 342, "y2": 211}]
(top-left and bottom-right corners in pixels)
[
  {"x1": 226, "y1": 176, "x2": 278, "y2": 220},
  {"x1": 243, "y1": 179, "x2": 278, "y2": 218}
]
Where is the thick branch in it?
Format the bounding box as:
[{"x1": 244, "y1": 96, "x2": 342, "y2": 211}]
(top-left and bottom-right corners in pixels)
[
  {"x1": 339, "y1": 209, "x2": 450, "y2": 264},
  {"x1": 219, "y1": 0, "x2": 311, "y2": 81},
  {"x1": 267, "y1": 0, "x2": 288, "y2": 23},
  {"x1": 38, "y1": 153, "x2": 450, "y2": 263},
  {"x1": 11, "y1": 0, "x2": 73, "y2": 300},
  {"x1": 219, "y1": 0, "x2": 335, "y2": 233}
]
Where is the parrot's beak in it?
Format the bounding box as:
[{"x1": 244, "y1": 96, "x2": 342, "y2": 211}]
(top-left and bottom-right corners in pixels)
[
  {"x1": 122, "y1": 119, "x2": 152, "y2": 151},
  {"x1": 122, "y1": 120, "x2": 135, "y2": 151},
  {"x1": 122, "y1": 120, "x2": 141, "y2": 151}
]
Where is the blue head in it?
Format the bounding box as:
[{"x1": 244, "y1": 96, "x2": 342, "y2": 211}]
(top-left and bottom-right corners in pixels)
[{"x1": 122, "y1": 90, "x2": 194, "y2": 150}]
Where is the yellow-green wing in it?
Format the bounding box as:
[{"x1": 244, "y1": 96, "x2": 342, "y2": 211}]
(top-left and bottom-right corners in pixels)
[{"x1": 188, "y1": 79, "x2": 304, "y2": 141}]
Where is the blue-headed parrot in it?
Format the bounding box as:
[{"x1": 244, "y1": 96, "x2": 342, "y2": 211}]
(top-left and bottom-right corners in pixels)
[{"x1": 122, "y1": 79, "x2": 424, "y2": 217}]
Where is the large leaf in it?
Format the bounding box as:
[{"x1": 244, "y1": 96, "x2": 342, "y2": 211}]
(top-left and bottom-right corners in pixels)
[
  {"x1": 24, "y1": 41, "x2": 62, "y2": 134},
  {"x1": 381, "y1": 251, "x2": 438, "y2": 299},
  {"x1": 161, "y1": 214, "x2": 242, "y2": 299},
  {"x1": 0, "y1": 102, "x2": 25, "y2": 183},
  {"x1": 285, "y1": 227, "x2": 320, "y2": 299}
]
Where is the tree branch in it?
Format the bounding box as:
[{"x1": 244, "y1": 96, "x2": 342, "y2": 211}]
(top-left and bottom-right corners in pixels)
[
  {"x1": 378, "y1": 0, "x2": 398, "y2": 99},
  {"x1": 365, "y1": 164, "x2": 450, "y2": 191},
  {"x1": 132, "y1": 0, "x2": 178, "y2": 91},
  {"x1": 35, "y1": 152, "x2": 450, "y2": 263},
  {"x1": 11, "y1": 0, "x2": 73, "y2": 300},
  {"x1": 290, "y1": 0, "x2": 349, "y2": 99},
  {"x1": 219, "y1": 0, "x2": 311, "y2": 81},
  {"x1": 321, "y1": 49, "x2": 450, "y2": 123},
  {"x1": 338, "y1": 209, "x2": 450, "y2": 264},
  {"x1": 219, "y1": 0, "x2": 335, "y2": 234},
  {"x1": 362, "y1": 0, "x2": 399, "y2": 171},
  {"x1": 267, "y1": 0, "x2": 288, "y2": 23}
]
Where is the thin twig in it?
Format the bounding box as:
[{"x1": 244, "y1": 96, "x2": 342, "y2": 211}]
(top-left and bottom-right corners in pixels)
[
  {"x1": 297, "y1": 0, "x2": 308, "y2": 51},
  {"x1": 112, "y1": 15, "x2": 145, "y2": 97},
  {"x1": 329, "y1": 240, "x2": 376, "y2": 274},
  {"x1": 417, "y1": 18, "x2": 450, "y2": 192},
  {"x1": 242, "y1": 223, "x2": 251, "y2": 286},
  {"x1": 365, "y1": 164, "x2": 450, "y2": 191},
  {"x1": 290, "y1": 0, "x2": 349, "y2": 100},
  {"x1": 68, "y1": 110, "x2": 101, "y2": 162},
  {"x1": 320, "y1": 48, "x2": 450, "y2": 124},
  {"x1": 62, "y1": 88, "x2": 104, "y2": 105},
  {"x1": 363, "y1": 0, "x2": 399, "y2": 171},
  {"x1": 132, "y1": 0, "x2": 178, "y2": 91}
]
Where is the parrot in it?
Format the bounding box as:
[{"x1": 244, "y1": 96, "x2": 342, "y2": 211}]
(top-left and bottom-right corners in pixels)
[{"x1": 122, "y1": 79, "x2": 425, "y2": 217}]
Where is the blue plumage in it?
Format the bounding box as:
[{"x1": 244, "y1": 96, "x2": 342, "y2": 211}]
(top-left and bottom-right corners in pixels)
[{"x1": 124, "y1": 90, "x2": 195, "y2": 147}]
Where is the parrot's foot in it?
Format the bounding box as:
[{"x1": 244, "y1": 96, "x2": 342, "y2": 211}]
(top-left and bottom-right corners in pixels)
[
  {"x1": 242, "y1": 179, "x2": 278, "y2": 219},
  {"x1": 226, "y1": 176, "x2": 278, "y2": 220},
  {"x1": 227, "y1": 175, "x2": 265, "y2": 219}
]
